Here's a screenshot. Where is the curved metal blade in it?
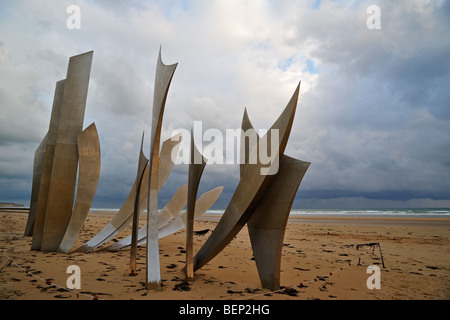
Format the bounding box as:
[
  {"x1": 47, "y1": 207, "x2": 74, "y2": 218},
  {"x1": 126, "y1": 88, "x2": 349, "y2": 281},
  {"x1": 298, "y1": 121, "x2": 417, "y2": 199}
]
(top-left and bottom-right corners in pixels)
[
  {"x1": 58, "y1": 123, "x2": 101, "y2": 253},
  {"x1": 103, "y1": 184, "x2": 188, "y2": 251},
  {"x1": 193, "y1": 82, "x2": 301, "y2": 271},
  {"x1": 76, "y1": 133, "x2": 181, "y2": 253}
]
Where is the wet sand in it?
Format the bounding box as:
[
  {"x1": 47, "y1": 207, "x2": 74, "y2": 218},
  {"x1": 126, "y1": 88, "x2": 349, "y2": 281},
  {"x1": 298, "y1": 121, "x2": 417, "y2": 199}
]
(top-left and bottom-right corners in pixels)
[{"x1": 1, "y1": 210, "x2": 449, "y2": 300}]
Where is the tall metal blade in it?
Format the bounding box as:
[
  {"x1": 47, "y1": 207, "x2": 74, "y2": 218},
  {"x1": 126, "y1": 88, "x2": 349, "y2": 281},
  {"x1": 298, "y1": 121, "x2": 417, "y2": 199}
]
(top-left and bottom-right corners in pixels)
[{"x1": 146, "y1": 48, "x2": 177, "y2": 290}]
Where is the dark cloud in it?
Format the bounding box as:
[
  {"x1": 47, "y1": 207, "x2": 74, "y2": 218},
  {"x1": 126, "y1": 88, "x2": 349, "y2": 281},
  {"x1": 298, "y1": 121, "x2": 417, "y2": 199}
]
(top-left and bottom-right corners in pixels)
[{"x1": 0, "y1": 0, "x2": 449, "y2": 208}]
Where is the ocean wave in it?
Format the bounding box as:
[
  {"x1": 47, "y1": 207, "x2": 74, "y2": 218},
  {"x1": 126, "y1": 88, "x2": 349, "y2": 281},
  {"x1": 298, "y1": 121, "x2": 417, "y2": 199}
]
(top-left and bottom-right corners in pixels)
[
  {"x1": 289, "y1": 209, "x2": 450, "y2": 217},
  {"x1": 90, "y1": 208, "x2": 450, "y2": 217}
]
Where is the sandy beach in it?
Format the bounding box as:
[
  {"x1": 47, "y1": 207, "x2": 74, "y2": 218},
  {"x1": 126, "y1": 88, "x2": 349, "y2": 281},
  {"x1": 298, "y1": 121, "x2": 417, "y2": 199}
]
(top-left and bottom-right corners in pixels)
[{"x1": 0, "y1": 209, "x2": 449, "y2": 300}]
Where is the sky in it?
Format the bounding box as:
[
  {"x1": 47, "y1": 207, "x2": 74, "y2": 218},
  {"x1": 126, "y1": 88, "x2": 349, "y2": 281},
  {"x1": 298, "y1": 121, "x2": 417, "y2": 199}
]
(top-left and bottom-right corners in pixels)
[{"x1": 0, "y1": 0, "x2": 449, "y2": 209}]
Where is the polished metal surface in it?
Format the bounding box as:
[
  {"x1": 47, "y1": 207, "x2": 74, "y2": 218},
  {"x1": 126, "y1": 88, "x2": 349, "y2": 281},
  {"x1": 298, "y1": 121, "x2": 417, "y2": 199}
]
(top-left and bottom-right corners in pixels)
[
  {"x1": 58, "y1": 123, "x2": 101, "y2": 253},
  {"x1": 31, "y1": 79, "x2": 65, "y2": 250},
  {"x1": 146, "y1": 49, "x2": 178, "y2": 290},
  {"x1": 247, "y1": 155, "x2": 309, "y2": 290},
  {"x1": 103, "y1": 184, "x2": 188, "y2": 251},
  {"x1": 239, "y1": 108, "x2": 258, "y2": 178},
  {"x1": 24, "y1": 132, "x2": 48, "y2": 236},
  {"x1": 238, "y1": 108, "x2": 310, "y2": 290},
  {"x1": 26, "y1": 47, "x2": 312, "y2": 292},
  {"x1": 186, "y1": 132, "x2": 207, "y2": 281},
  {"x1": 193, "y1": 82, "x2": 300, "y2": 272},
  {"x1": 129, "y1": 132, "x2": 149, "y2": 275},
  {"x1": 103, "y1": 186, "x2": 222, "y2": 250},
  {"x1": 40, "y1": 51, "x2": 94, "y2": 252},
  {"x1": 76, "y1": 166, "x2": 150, "y2": 253},
  {"x1": 76, "y1": 135, "x2": 180, "y2": 253},
  {"x1": 158, "y1": 186, "x2": 223, "y2": 239}
]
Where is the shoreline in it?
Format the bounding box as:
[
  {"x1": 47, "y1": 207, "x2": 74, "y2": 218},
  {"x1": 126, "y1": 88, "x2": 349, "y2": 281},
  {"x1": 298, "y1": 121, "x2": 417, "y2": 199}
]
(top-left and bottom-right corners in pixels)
[{"x1": 201, "y1": 214, "x2": 450, "y2": 227}]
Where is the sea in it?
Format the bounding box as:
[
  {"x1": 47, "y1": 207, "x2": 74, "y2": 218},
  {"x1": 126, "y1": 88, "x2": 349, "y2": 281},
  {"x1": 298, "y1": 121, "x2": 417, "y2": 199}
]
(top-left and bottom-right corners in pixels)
[
  {"x1": 206, "y1": 208, "x2": 450, "y2": 218},
  {"x1": 89, "y1": 208, "x2": 450, "y2": 218}
]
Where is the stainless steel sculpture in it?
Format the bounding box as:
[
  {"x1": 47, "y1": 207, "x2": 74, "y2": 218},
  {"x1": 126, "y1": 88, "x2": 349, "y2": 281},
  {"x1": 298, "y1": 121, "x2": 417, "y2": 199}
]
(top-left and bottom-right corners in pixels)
[
  {"x1": 29, "y1": 52, "x2": 95, "y2": 252},
  {"x1": 77, "y1": 166, "x2": 149, "y2": 253},
  {"x1": 186, "y1": 132, "x2": 207, "y2": 281},
  {"x1": 103, "y1": 186, "x2": 223, "y2": 251},
  {"x1": 76, "y1": 134, "x2": 181, "y2": 253},
  {"x1": 146, "y1": 49, "x2": 178, "y2": 290},
  {"x1": 157, "y1": 186, "x2": 223, "y2": 240},
  {"x1": 24, "y1": 132, "x2": 48, "y2": 236},
  {"x1": 190, "y1": 82, "x2": 310, "y2": 291},
  {"x1": 240, "y1": 107, "x2": 310, "y2": 290},
  {"x1": 104, "y1": 184, "x2": 188, "y2": 252},
  {"x1": 193, "y1": 82, "x2": 301, "y2": 272},
  {"x1": 58, "y1": 123, "x2": 101, "y2": 253},
  {"x1": 129, "y1": 132, "x2": 148, "y2": 275},
  {"x1": 76, "y1": 50, "x2": 183, "y2": 289},
  {"x1": 26, "y1": 47, "x2": 310, "y2": 292},
  {"x1": 31, "y1": 79, "x2": 66, "y2": 249},
  {"x1": 247, "y1": 155, "x2": 309, "y2": 290},
  {"x1": 239, "y1": 108, "x2": 257, "y2": 178},
  {"x1": 39, "y1": 51, "x2": 94, "y2": 252}
]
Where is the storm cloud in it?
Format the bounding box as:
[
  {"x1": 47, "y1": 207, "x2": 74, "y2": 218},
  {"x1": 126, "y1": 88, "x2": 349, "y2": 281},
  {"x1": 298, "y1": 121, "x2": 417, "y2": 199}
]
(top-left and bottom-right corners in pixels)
[{"x1": 0, "y1": 0, "x2": 449, "y2": 209}]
